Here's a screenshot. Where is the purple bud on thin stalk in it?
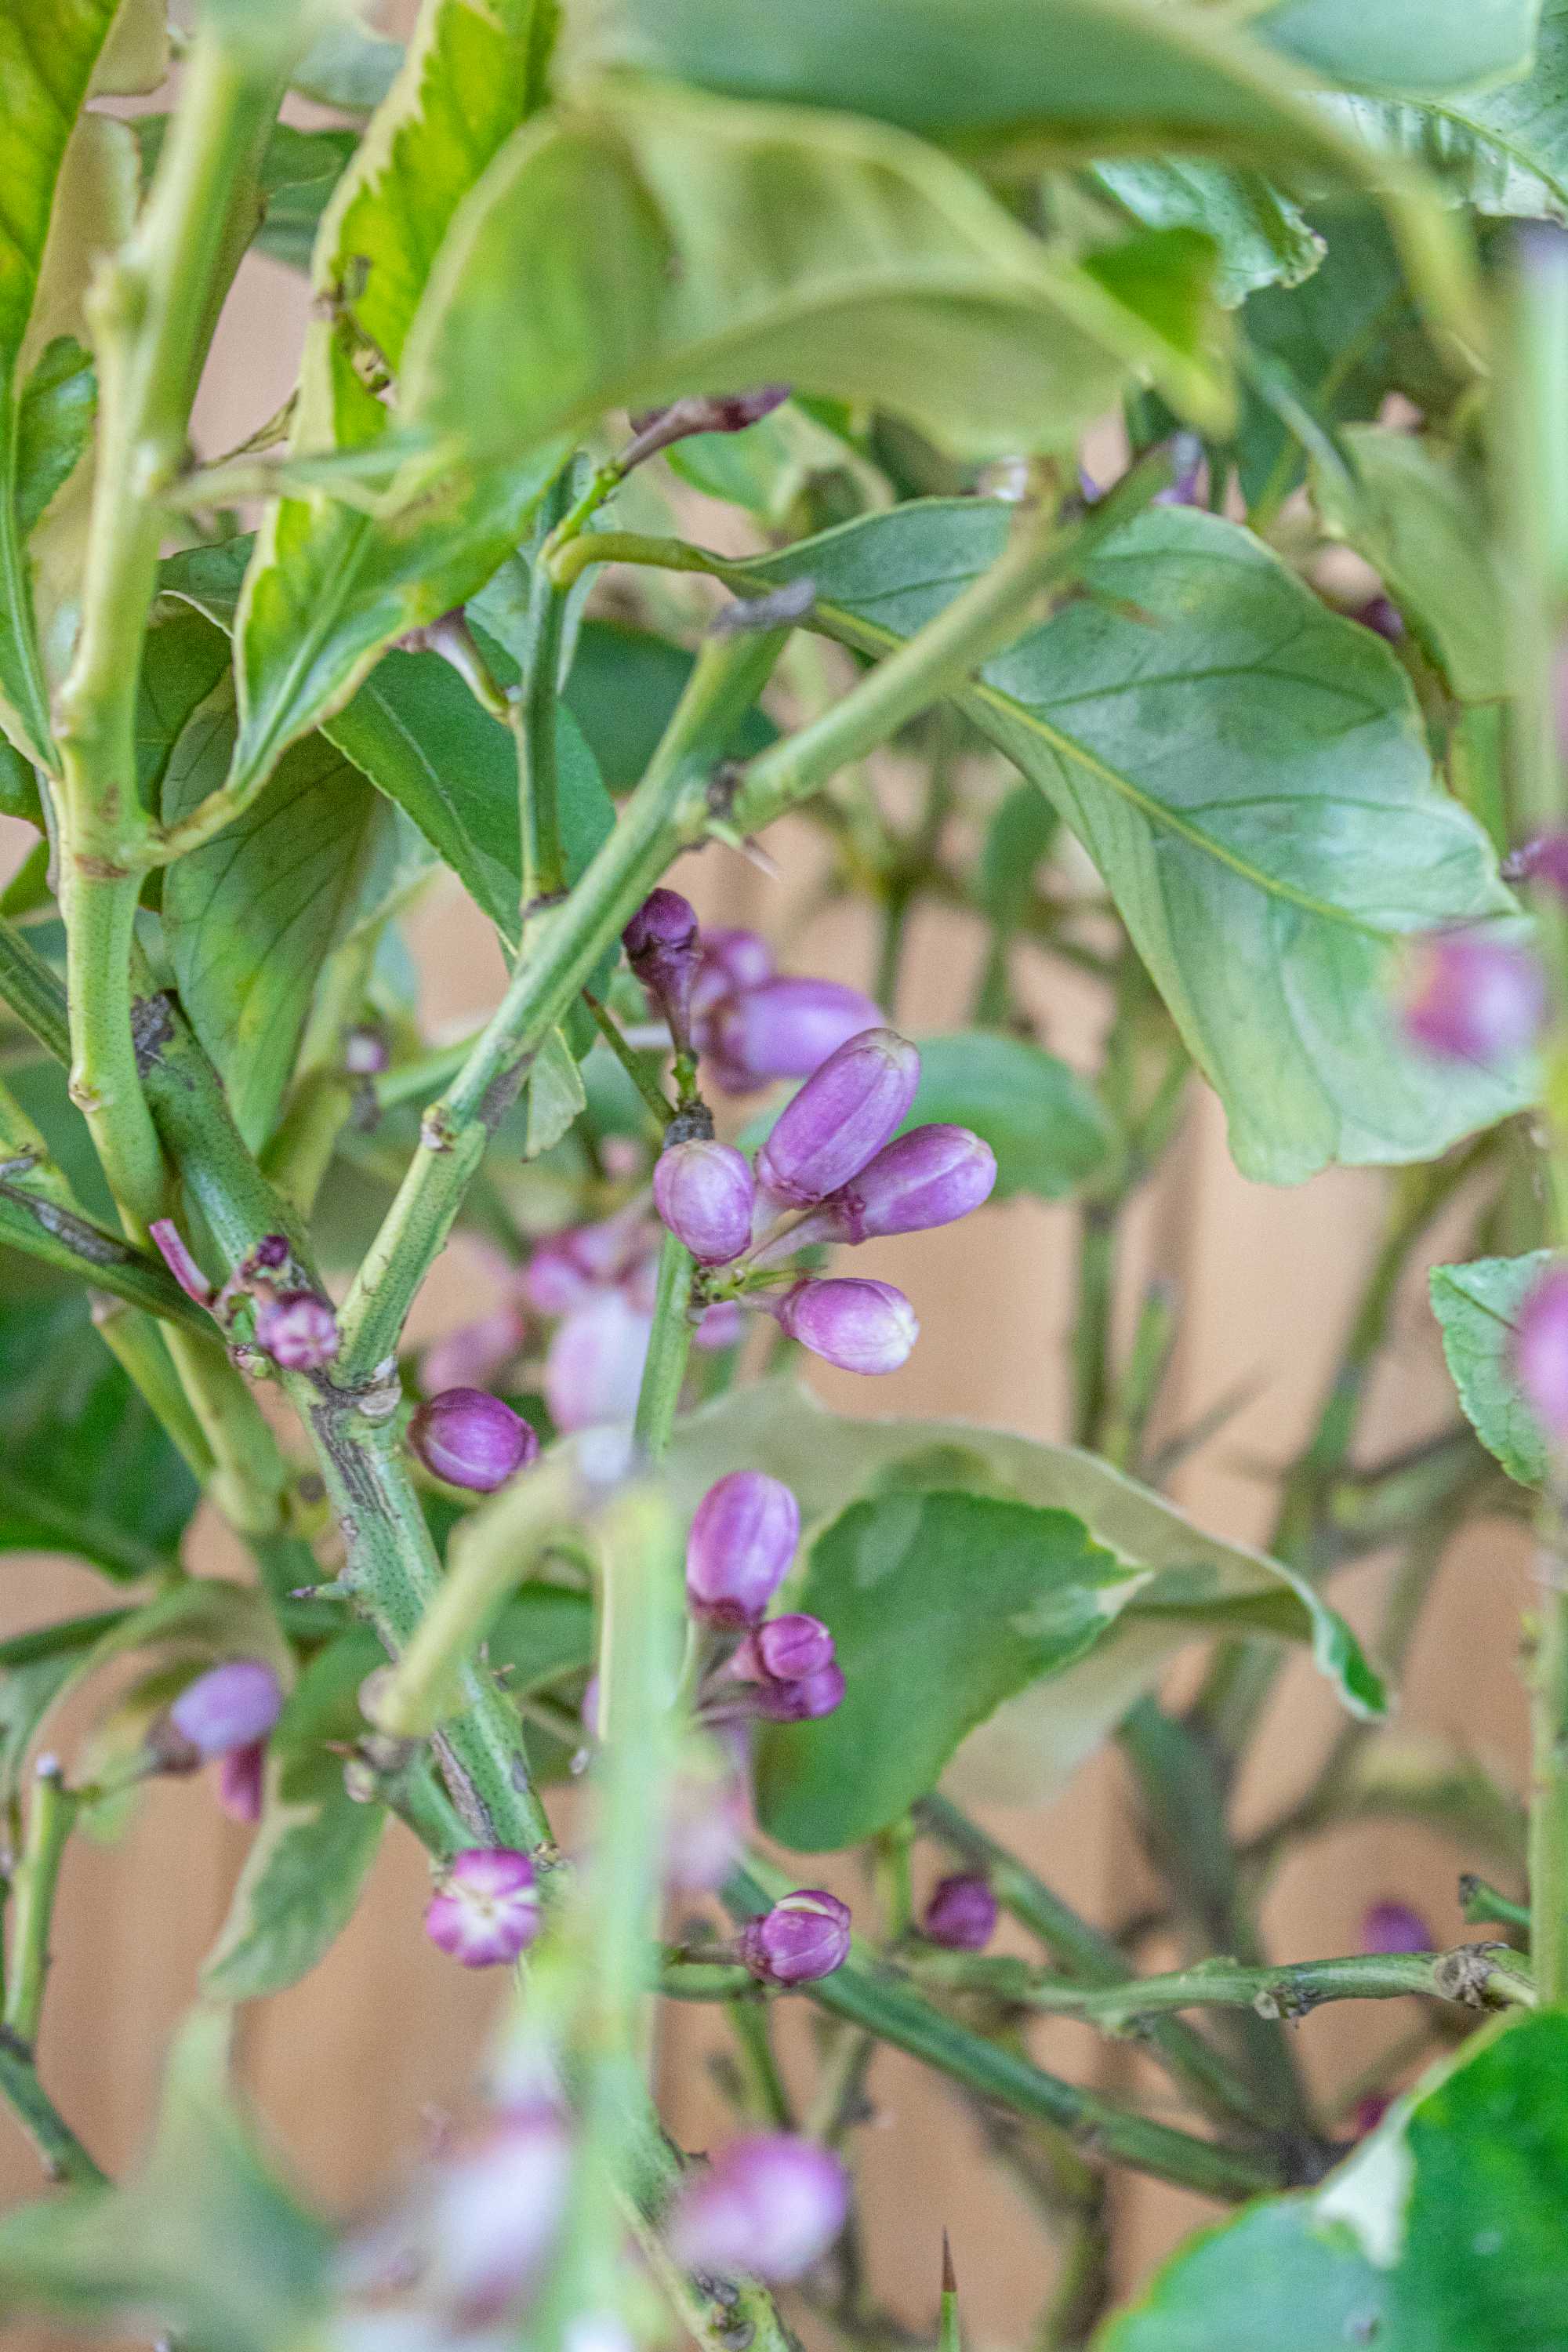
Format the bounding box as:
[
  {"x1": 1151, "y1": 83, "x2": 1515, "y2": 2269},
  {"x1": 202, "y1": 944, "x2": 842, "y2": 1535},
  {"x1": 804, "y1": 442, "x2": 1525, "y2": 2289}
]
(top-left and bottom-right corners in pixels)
[
  {"x1": 622, "y1": 386, "x2": 792, "y2": 470},
  {"x1": 739, "y1": 1889, "x2": 852, "y2": 1986},
  {"x1": 730, "y1": 1614, "x2": 836, "y2": 1684},
  {"x1": 653, "y1": 1138, "x2": 756, "y2": 1267},
  {"x1": 156, "y1": 1659, "x2": 284, "y2": 1771},
  {"x1": 1515, "y1": 1263, "x2": 1568, "y2": 1437},
  {"x1": 705, "y1": 978, "x2": 884, "y2": 1094},
  {"x1": 623, "y1": 887, "x2": 701, "y2": 1049},
  {"x1": 1401, "y1": 932, "x2": 1545, "y2": 1065},
  {"x1": 148, "y1": 1218, "x2": 213, "y2": 1307},
  {"x1": 670, "y1": 2134, "x2": 849, "y2": 2283},
  {"x1": 254, "y1": 1288, "x2": 339, "y2": 1370},
  {"x1": 747, "y1": 1662, "x2": 846, "y2": 1722},
  {"x1": 757, "y1": 1029, "x2": 920, "y2": 1207},
  {"x1": 409, "y1": 1388, "x2": 539, "y2": 1493},
  {"x1": 921, "y1": 1874, "x2": 998, "y2": 1952},
  {"x1": 1361, "y1": 1901, "x2": 1433, "y2": 1956},
  {"x1": 691, "y1": 927, "x2": 776, "y2": 1019},
  {"x1": 771, "y1": 1276, "x2": 919, "y2": 1376},
  {"x1": 686, "y1": 1471, "x2": 800, "y2": 1628},
  {"x1": 217, "y1": 1740, "x2": 267, "y2": 1824},
  {"x1": 757, "y1": 1125, "x2": 997, "y2": 1261},
  {"x1": 424, "y1": 1848, "x2": 540, "y2": 1968}
]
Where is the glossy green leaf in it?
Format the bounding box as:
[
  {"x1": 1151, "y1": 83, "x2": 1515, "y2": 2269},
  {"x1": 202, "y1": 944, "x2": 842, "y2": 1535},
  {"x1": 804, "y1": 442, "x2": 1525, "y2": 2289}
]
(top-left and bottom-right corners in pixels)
[
  {"x1": 15, "y1": 336, "x2": 95, "y2": 536},
  {"x1": 404, "y1": 85, "x2": 1232, "y2": 494},
  {"x1": 757, "y1": 1490, "x2": 1135, "y2": 1849},
  {"x1": 1087, "y1": 162, "x2": 1323, "y2": 306},
  {"x1": 1429, "y1": 1251, "x2": 1550, "y2": 1490},
  {"x1": 0, "y1": 1290, "x2": 200, "y2": 1581},
  {"x1": 136, "y1": 606, "x2": 235, "y2": 814},
  {"x1": 651, "y1": 1382, "x2": 1382, "y2": 1824},
  {"x1": 1098, "y1": 2012, "x2": 1568, "y2": 2350},
  {"x1": 903, "y1": 1031, "x2": 1118, "y2": 1201},
  {"x1": 1255, "y1": 0, "x2": 1541, "y2": 96},
  {"x1": 203, "y1": 1630, "x2": 386, "y2": 2002},
  {"x1": 230, "y1": 0, "x2": 558, "y2": 792},
  {"x1": 1314, "y1": 426, "x2": 1508, "y2": 703},
  {"x1": 563, "y1": 616, "x2": 775, "y2": 793},
  {"x1": 0, "y1": 2010, "x2": 331, "y2": 2352},
  {"x1": 745, "y1": 500, "x2": 1528, "y2": 1183}
]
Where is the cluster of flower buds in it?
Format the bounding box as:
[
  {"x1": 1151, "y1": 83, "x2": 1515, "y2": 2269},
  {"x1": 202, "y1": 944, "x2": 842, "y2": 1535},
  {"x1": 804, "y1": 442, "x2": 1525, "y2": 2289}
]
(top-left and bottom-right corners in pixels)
[
  {"x1": 739, "y1": 1888, "x2": 852, "y2": 1985},
  {"x1": 147, "y1": 1224, "x2": 340, "y2": 1373},
  {"x1": 408, "y1": 1386, "x2": 539, "y2": 1493},
  {"x1": 920, "y1": 1873, "x2": 998, "y2": 1952},
  {"x1": 424, "y1": 1846, "x2": 542, "y2": 1968},
  {"x1": 148, "y1": 1659, "x2": 282, "y2": 1824},
  {"x1": 1400, "y1": 930, "x2": 1546, "y2": 1067},
  {"x1": 670, "y1": 2132, "x2": 849, "y2": 2282},
  {"x1": 683, "y1": 1471, "x2": 846, "y2": 1725}
]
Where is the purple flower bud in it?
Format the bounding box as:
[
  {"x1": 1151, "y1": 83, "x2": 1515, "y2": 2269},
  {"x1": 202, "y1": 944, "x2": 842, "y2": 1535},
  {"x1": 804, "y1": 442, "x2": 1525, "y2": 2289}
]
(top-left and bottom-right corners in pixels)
[
  {"x1": 409, "y1": 1388, "x2": 539, "y2": 1493},
  {"x1": 1516, "y1": 1263, "x2": 1568, "y2": 1437},
  {"x1": 544, "y1": 1287, "x2": 652, "y2": 1430},
  {"x1": 422, "y1": 2105, "x2": 569, "y2": 2315},
  {"x1": 747, "y1": 1662, "x2": 846, "y2": 1722},
  {"x1": 249, "y1": 1234, "x2": 291, "y2": 1273},
  {"x1": 161, "y1": 1659, "x2": 283, "y2": 1767},
  {"x1": 756, "y1": 1029, "x2": 920, "y2": 1207},
  {"x1": 148, "y1": 1218, "x2": 213, "y2": 1307},
  {"x1": 686, "y1": 1471, "x2": 800, "y2": 1628},
  {"x1": 217, "y1": 1740, "x2": 267, "y2": 1824},
  {"x1": 771, "y1": 1277, "x2": 919, "y2": 1375},
  {"x1": 1505, "y1": 833, "x2": 1568, "y2": 898},
  {"x1": 1361, "y1": 1900, "x2": 1433, "y2": 1956},
  {"x1": 254, "y1": 1288, "x2": 339, "y2": 1370},
  {"x1": 739, "y1": 1889, "x2": 851, "y2": 1986},
  {"x1": 691, "y1": 927, "x2": 776, "y2": 1019},
  {"x1": 706, "y1": 979, "x2": 884, "y2": 1094},
  {"x1": 1401, "y1": 932, "x2": 1545, "y2": 1065},
  {"x1": 624, "y1": 887, "x2": 701, "y2": 1047},
  {"x1": 670, "y1": 2134, "x2": 848, "y2": 2283},
  {"x1": 1354, "y1": 593, "x2": 1405, "y2": 644},
  {"x1": 653, "y1": 1138, "x2": 756, "y2": 1267},
  {"x1": 424, "y1": 1848, "x2": 540, "y2": 1968},
  {"x1": 730, "y1": 1614, "x2": 835, "y2": 1684},
  {"x1": 695, "y1": 1299, "x2": 745, "y2": 1352},
  {"x1": 419, "y1": 1305, "x2": 526, "y2": 1396},
  {"x1": 761, "y1": 1125, "x2": 997, "y2": 1258},
  {"x1": 921, "y1": 1874, "x2": 998, "y2": 1952}
]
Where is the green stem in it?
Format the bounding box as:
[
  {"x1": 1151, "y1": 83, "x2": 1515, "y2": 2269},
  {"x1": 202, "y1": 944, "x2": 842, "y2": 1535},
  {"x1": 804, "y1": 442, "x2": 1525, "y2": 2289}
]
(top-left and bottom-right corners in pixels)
[
  {"x1": 582, "y1": 991, "x2": 674, "y2": 1134},
  {"x1": 1460, "y1": 1875, "x2": 1532, "y2": 1935},
  {"x1": 0, "y1": 2033, "x2": 105, "y2": 2188},
  {"x1": 89, "y1": 1299, "x2": 214, "y2": 1484},
  {"x1": 0, "y1": 918, "x2": 71, "y2": 1064},
  {"x1": 1071, "y1": 1203, "x2": 1116, "y2": 1451},
  {"x1": 3, "y1": 1762, "x2": 78, "y2": 2049},
  {"x1": 0, "y1": 1172, "x2": 212, "y2": 1334},
  {"x1": 633, "y1": 1233, "x2": 695, "y2": 1462},
  {"x1": 517, "y1": 478, "x2": 573, "y2": 914},
  {"x1": 903, "y1": 1946, "x2": 1535, "y2": 2020},
  {"x1": 726, "y1": 1997, "x2": 796, "y2": 2129}
]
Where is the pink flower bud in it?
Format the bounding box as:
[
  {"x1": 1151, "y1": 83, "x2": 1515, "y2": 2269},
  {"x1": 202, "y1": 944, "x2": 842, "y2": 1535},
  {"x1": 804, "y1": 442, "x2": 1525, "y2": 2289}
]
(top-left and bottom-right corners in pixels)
[
  {"x1": 254, "y1": 1288, "x2": 339, "y2": 1370},
  {"x1": 1515, "y1": 1262, "x2": 1568, "y2": 1437},
  {"x1": 739, "y1": 1889, "x2": 851, "y2": 1986},
  {"x1": 691, "y1": 927, "x2": 776, "y2": 1019},
  {"x1": 706, "y1": 979, "x2": 884, "y2": 1094},
  {"x1": 653, "y1": 1138, "x2": 756, "y2": 1267},
  {"x1": 163, "y1": 1660, "x2": 283, "y2": 1766},
  {"x1": 687, "y1": 1472, "x2": 800, "y2": 1628},
  {"x1": 730, "y1": 1614, "x2": 835, "y2": 1684},
  {"x1": 747, "y1": 1662, "x2": 845, "y2": 1722},
  {"x1": 921, "y1": 1874, "x2": 997, "y2": 1952},
  {"x1": 1401, "y1": 932, "x2": 1545, "y2": 1065},
  {"x1": 419, "y1": 1305, "x2": 526, "y2": 1396},
  {"x1": 756, "y1": 1029, "x2": 920, "y2": 1207},
  {"x1": 544, "y1": 1288, "x2": 652, "y2": 1430},
  {"x1": 624, "y1": 887, "x2": 701, "y2": 1047},
  {"x1": 762, "y1": 1124, "x2": 996, "y2": 1258},
  {"x1": 1361, "y1": 1901, "x2": 1432, "y2": 1956},
  {"x1": 422, "y1": 2105, "x2": 569, "y2": 2317},
  {"x1": 771, "y1": 1277, "x2": 919, "y2": 1375},
  {"x1": 217, "y1": 1740, "x2": 267, "y2": 1824},
  {"x1": 424, "y1": 1848, "x2": 540, "y2": 1968},
  {"x1": 670, "y1": 2133, "x2": 848, "y2": 2283},
  {"x1": 409, "y1": 1388, "x2": 539, "y2": 1493}
]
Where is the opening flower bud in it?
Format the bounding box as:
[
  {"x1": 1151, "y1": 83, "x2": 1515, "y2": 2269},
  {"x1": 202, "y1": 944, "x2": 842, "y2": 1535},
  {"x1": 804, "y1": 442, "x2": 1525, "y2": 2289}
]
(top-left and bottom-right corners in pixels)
[
  {"x1": 623, "y1": 887, "x2": 701, "y2": 1047},
  {"x1": 920, "y1": 1873, "x2": 998, "y2": 1952},
  {"x1": 1401, "y1": 931, "x2": 1545, "y2": 1065},
  {"x1": 691, "y1": 927, "x2": 776, "y2": 1019},
  {"x1": 686, "y1": 1471, "x2": 800, "y2": 1628},
  {"x1": 670, "y1": 2133, "x2": 849, "y2": 2283},
  {"x1": 1514, "y1": 1261, "x2": 1568, "y2": 1438},
  {"x1": 1361, "y1": 1900, "x2": 1432, "y2": 1956},
  {"x1": 653, "y1": 1138, "x2": 756, "y2": 1267},
  {"x1": 739, "y1": 1888, "x2": 851, "y2": 1985},
  {"x1": 773, "y1": 1276, "x2": 919, "y2": 1375},
  {"x1": 424, "y1": 1847, "x2": 540, "y2": 1967},
  {"x1": 770, "y1": 1124, "x2": 998, "y2": 1254},
  {"x1": 706, "y1": 979, "x2": 884, "y2": 1094},
  {"x1": 158, "y1": 1659, "x2": 283, "y2": 1769},
  {"x1": 730, "y1": 1614, "x2": 835, "y2": 1684},
  {"x1": 409, "y1": 1388, "x2": 539, "y2": 1493},
  {"x1": 254, "y1": 1288, "x2": 339, "y2": 1370},
  {"x1": 748, "y1": 1662, "x2": 846, "y2": 1722},
  {"x1": 757, "y1": 1029, "x2": 920, "y2": 1207}
]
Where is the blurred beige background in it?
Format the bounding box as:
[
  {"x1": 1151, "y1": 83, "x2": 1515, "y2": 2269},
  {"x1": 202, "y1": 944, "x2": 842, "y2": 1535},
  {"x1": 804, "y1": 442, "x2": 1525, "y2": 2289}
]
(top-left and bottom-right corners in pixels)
[{"x1": 0, "y1": 58, "x2": 1534, "y2": 2351}]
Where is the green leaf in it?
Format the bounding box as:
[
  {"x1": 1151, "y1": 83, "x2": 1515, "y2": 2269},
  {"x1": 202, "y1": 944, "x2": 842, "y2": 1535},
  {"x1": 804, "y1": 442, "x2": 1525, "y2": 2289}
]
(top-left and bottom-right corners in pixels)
[
  {"x1": 203, "y1": 1631, "x2": 386, "y2": 2002},
  {"x1": 655, "y1": 1382, "x2": 1383, "y2": 1828},
  {"x1": 292, "y1": 19, "x2": 404, "y2": 111},
  {"x1": 1314, "y1": 425, "x2": 1508, "y2": 703},
  {"x1": 744, "y1": 499, "x2": 1529, "y2": 1184},
  {"x1": 15, "y1": 336, "x2": 95, "y2": 536},
  {"x1": 1429, "y1": 1251, "x2": 1550, "y2": 1490},
  {"x1": 525, "y1": 1027, "x2": 590, "y2": 1158},
  {"x1": 666, "y1": 397, "x2": 876, "y2": 523},
  {"x1": 230, "y1": 0, "x2": 558, "y2": 790},
  {"x1": 757, "y1": 1490, "x2": 1137, "y2": 1849},
  {"x1": 563, "y1": 616, "x2": 775, "y2": 793},
  {"x1": 1087, "y1": 162, "x2": 1324, "y2": 307},
  {"x1": 132, "y1": 118, "x2": 358, "y2": 276},
  {"x1": 0, "y1": 2009, "x2": 331, "y2": 2352},
  {"x1": 0, "y1": 0, "x2": 129, "y2": 762},
  {"x1": 402, "y1": 85, "x2": 1232, "y2": 492},
  {"x1": 0, "y1": 1290, "x2": 199, "y2": 1581},
  {"x1": 0, "y1": 731, "x2": 38, "y2": 822},
  {"x1": 486, "y1": 1581, "x2": 597, "y2": 1693},
  {"x1": 903, "y1": 1031, "x2": 1118, "y2": 1201},
  {"x1": 1098, "y1": 2012, "x2": 1568, "y2": 2350},
  {"x1": 1255, "y1": 0, "x2": 1541, "y2": 95},
  {"x1": 136, "y1": 606, "x2": 235, "y2": 815}
]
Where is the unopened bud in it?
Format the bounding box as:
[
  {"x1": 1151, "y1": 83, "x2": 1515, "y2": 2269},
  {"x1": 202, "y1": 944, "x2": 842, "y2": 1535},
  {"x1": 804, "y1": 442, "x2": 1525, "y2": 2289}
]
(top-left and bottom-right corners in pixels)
[
  {"x1": 920, "y1": 1874, "x2": 997, "y2": 1951},
  {"x1": 730, "y1": 1614, "x2": 835, "y2": 1684},
  {"x1": 1361, "y1": 1901, "x2": 1433, "y2": 1956},
  {"x1": 686, "y1": 1472, "x2": 800, "y2": 1628},
  {"x1": 706, "y1": 978, "x2": 883, "y2": 1094},
  {"x1": 771, "y1": 1276, "x2": 918, "y2": 1375},
  {"x1": 1401, "y1": 931, "x2": 1545, "y2": 1065},
  {"x1": 739, "y1": 1889, "x2": 851, "y2": 1985},
  {"x1": 1354, "y1": 593, "x2": 1404, "y2": 643},
  {"x1": 424, "y1": 1848, "x2": 540, "y2": 1967},
  {"x1": 756, "y1": 1029, "x2": 920, "y2": 1207},
  {"x1": 1514, "y1": 1261, "x2": 1568, "y2": 1437},
  {"x1": 761, "y1": 1124, "x2": 996, "y2": 1258},
  {"x1": 158, "y1": 1659, "x2": 283, "y2": 1769},
  {"x1": 691, "y1": 927, "x2": 776, "y2": 1019},
  {"x1": 670, "y1": 2133, "x2": 848, "y2": 2283},
  {"x1": 623, "y1": 887, "x2": 701, "y2": 1049},
  {"x1": 408, "y1": 1388, "x2": 539, "y2": 1493},
  {"x1": 254, "y1": 1288, "x2": 339, "y2": 1370},
  {"x1": 654, "y1": 1138, "x2": 756, "y2": 1267},
  {"x1": 748, "y1": 1662, "x2": 846, "y2": 1722},
  {"x1": 624, "y1": 387, "x2": 791, "y2": 469}
]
